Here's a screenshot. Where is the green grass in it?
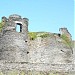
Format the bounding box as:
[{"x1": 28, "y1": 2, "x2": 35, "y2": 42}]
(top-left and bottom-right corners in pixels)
[{"x1": 28, "y1": 32, "x2": 51, "y2": 40}]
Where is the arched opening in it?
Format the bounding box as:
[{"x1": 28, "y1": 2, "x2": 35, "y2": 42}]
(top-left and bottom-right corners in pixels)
[{"x1": 16, "y1": 23, "x2": 22, "y2": 32}]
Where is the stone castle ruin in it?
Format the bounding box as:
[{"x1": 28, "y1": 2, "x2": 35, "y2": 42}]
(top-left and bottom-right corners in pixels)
[
  {"x1": 0, "y1": 14, "x2": 29, "y2": 63},
  {"x1": 0, "y1": 14, "x2": 74, "y2": 73}
]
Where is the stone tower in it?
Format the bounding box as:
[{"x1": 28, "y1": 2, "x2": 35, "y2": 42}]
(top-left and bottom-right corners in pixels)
[
  {"x1": 59, "y1": 27, "x2": 72, "y2": 40},
  {"x1": 0, "y1": 14, "x2": 29, "y2": 63}
]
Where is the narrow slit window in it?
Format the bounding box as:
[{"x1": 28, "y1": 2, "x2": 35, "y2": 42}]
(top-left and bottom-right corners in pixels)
[{"x1": 16, "y1": 23, "x2": 22, "y2": 32}]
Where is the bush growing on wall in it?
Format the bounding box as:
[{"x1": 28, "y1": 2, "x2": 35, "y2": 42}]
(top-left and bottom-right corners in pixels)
[
  {"x1": 29, "y1": 32, "x2": 37, "y2": 40},
  {"x1": 0, "y1": 22, "x2": 3, "y2": 32},
  {"x1": 61, "y1": 34, "x2": 72, "y2": 47}
]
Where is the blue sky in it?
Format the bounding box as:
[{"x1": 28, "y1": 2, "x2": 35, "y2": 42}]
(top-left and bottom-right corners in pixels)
[{"x1": 0, "y1": 0, "x2": 74, "y2": 40}]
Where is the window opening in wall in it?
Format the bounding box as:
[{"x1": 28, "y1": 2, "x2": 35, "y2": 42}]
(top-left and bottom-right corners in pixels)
[{"x1": 16, "y1": 23, "x2": 22, "y2": 32}]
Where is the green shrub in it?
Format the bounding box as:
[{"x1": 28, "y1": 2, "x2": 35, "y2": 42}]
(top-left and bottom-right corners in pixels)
[
  {"x1": 0, "y1": 20, "x2": 6, "y2": 32},
  {"x1": 28, "y1": 32, "x2": 51, "y2": 40},
  {"x1": 29, "y1": 32, "x2": 37, "y2": 40},
  {"x1": 61, "y1": 34, "x2": 72, "y2": 47},
  {"x1": 0, "y1": 22, "x2": 3, "y2": 32}
]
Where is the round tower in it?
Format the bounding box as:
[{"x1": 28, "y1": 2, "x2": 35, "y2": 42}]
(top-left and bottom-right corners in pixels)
[{"x1": 0, "y1": 14, "x2": 29, "y2": 63}]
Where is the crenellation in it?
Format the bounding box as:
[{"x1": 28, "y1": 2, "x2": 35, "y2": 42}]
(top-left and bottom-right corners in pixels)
[{"x1": 9, "y1": 14, "x2": 21, "y2": 21}]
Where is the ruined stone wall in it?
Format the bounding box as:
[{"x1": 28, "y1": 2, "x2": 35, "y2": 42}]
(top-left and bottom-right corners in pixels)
[
  {"x1": 0, "y1": 14, "x2": 74, "y2": 73},
  {"x1": 28, "y1": 33, "x2": 73, "y2": 64},
  {"x1": 59, "y1": 28, "x2": 72, "y2": 41}
]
